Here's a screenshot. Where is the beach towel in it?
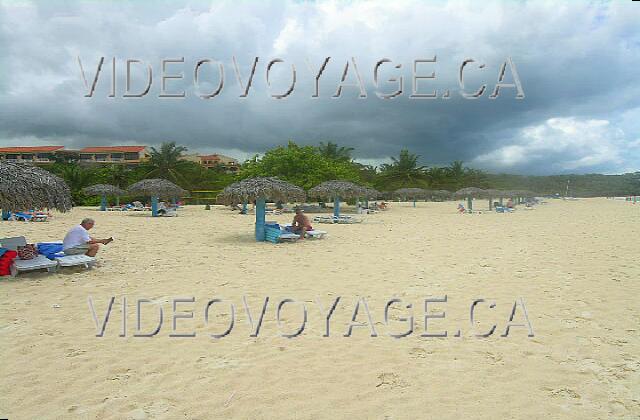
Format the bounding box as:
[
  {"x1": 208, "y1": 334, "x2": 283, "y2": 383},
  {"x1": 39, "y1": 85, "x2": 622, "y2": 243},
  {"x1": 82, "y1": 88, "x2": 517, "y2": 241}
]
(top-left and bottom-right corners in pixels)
[
  {"x1": 37, "y1": 243, "x2": 65, "y2": 260},
  {"x1": 0, "y1": 250, "x2": 17, "y2": 276}
]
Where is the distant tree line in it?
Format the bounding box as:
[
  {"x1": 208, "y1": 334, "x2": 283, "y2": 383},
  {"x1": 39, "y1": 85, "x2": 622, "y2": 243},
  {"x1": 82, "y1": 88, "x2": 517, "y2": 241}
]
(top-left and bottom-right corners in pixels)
[{"x1": 44, "y1": 141, "x2": 640, "y2": 205}]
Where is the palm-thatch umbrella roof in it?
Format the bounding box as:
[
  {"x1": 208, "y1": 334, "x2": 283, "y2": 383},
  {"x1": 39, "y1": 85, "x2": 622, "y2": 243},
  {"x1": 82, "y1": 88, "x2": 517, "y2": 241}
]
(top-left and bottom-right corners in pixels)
[
  {"x1": 83, "y1": 184, "x2": 126, "y2": 196},
  {"x1": 128, "y1": 179, "x2": 187, "y2": 198},
  {"x1": 433, "y1": 190, "x2": 452, "y2": 197},
  {"x1": 0, "y1": 161, "x2": 73, "y2": 212},
  {"x1": 220, "y1": 177, "x2": 305, "y2": 204},
  {"x1": 394, "y1": 187, "x2": 427, "y2": 198},
  {"x1": 506, "y1": 189, "x2": 534, "y2": 198},
  {"x1": 455, "y1": 187, "x2": 488, "y2": 198},
  {"x1": 308, "y1": 180, "x2": 366, "y2": 200},
  {"x1": 363, "y1": 187, "x2": 380, "y2": 199},
  {"x1": 484, "y1": 189, "x2": 509, "y2": 198}
]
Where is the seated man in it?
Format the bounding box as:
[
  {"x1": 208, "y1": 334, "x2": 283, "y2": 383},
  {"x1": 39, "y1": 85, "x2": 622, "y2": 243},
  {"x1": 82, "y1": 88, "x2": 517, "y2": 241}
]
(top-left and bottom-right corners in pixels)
[
  {"x1": 63, "y1": 218, "x2": 113, "y2": 257},
  {"x1": 457, "y1": 203, "x2": 466, "y2": 213},
  {"x1": 291, "y1": 207, "x2": 313, "y2": 239}
]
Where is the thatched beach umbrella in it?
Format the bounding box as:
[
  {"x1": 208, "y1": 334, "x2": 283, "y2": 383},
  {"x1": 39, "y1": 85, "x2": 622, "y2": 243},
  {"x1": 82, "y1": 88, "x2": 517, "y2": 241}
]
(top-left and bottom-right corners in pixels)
[
  {"x1": 432, "y1": 190, "x2": 452, "y2": 201},
  {"x1": 309, "y1": 180, "x2": 365, "y2": 217},
  {"x1": 128, "y1": 179, "x2": 187, "y2": 217},
  {"x1": 220, "y1": 177, "x2": 306, "y2": 241},
  {"x1": 83, "y1": 184, "x2": 126, "y2": 211},
  {"x1": 394, "y1": 188, "x2": 427, "y2": 207},
  {"x1": 484, "y1": 189, "x2": 509, "y2": 210},
  {"x1": 0, "y1": 161, "x2": 72, "y2": 219},
  {"x1": 362, "y1": 187, "x2": 379, "y2": 208},
  {"x1": 455, "y1": 187, "x2": 488, "y2": 211}
]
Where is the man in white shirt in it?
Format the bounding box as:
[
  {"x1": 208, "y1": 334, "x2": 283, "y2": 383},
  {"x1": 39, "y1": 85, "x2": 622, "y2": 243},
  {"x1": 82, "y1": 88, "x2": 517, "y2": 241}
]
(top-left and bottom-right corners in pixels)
[{"x1": 63, "y1": 218, "x2": 113, "y2": 256}]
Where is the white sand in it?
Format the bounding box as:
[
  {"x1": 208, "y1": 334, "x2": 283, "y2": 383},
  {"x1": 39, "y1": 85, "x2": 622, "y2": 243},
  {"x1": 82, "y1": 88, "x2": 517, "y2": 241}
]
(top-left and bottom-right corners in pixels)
[{"x1": 1, "y1": 198, "x2": 638, "y2": 419}]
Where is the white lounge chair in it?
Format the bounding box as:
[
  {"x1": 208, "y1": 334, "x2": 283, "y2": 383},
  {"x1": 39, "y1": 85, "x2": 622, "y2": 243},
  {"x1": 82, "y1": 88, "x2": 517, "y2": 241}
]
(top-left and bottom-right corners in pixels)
[
  {"x1": 306, "y1": 230, "x2": 328, "y2": 239},
  {"x1": 0, "y1": 236, "x2": 58, "y2": 277},
  {"x1": 56, "y1": 254, "x2": 97, "y2": 269}
]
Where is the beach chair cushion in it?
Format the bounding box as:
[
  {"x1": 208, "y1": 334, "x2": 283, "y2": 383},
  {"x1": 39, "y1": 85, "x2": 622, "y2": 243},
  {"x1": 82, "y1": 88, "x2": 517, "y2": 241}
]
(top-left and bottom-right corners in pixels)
[
  {"x1": 12, "y1": 255, "x2": 58, "y2": 276},
  {"x1": 55, "y1": 255, "x2": 97, "y2": 268},
  {"x1": 306, "y1": 230, "x2": 327, "y2": 239},
  {"x1": 1, "y1": 237, "x2": 58, "y2": 276},
  {"x1": 0, "y1": 236, "x2": 28, "y2": 251},
  {"x1": 279, "y1": 233, "x2": 301, "y2": 242}
]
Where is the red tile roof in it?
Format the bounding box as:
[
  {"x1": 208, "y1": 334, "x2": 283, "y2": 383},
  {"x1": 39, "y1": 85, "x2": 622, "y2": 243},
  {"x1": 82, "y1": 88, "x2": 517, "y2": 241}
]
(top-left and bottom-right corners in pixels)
[
  {"x1": 0, "y1": 146, "x2": 64, "y2": 153},
  {"x1": 79, "y1": 146, "x2": 147, "y2": 153}
]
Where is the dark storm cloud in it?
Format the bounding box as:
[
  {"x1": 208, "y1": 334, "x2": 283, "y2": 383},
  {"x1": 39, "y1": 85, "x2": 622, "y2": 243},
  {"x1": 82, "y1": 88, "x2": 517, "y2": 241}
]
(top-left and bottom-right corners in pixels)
[{"x1": 1, "y1": 0, "x2": 639, "y2": 174}]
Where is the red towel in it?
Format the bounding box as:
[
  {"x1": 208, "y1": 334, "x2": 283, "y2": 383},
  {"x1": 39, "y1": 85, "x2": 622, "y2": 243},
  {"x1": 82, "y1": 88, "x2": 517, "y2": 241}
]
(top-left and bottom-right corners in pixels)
[{"x1": 0, "y1": 250, "x2": 17, "y2": 276}]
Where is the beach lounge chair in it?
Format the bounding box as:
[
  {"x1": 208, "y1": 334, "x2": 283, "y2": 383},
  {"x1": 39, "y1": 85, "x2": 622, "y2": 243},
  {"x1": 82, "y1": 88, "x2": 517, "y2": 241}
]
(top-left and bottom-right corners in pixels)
[
  {"x1": 335, "y1": 215, "x2": 362, "y2": 224},
  {"x1": 315, "y1": 215, "x2": 362, "y2": 224},
  {"x1": 313, "y1": 215, "x2": 336, "y2": 224},
  {"x1": 13, "y1": 212, "x2": 33, "y2": 222},
  {"x1": 131, "y1": 201, "x2": 151, "y2": 211},
  {"x1": 157, "y1": 202, "x2": 178, "y2": 217},
  {"x1": 31, "y1": 212, "x2": 48, "y2": 222},
  {"x1": 281, "y1": 224, "x2": 328, "y2": 240},
  {"x1": 264, "y1": 224, "x2": 299, "y2": 243},
  {"x1": 305, "y1": 230, "x2": 327, "y2": 239},
  {"x1": 0, "y1": 236, "x2": 58, "y2": 277},
  {"x1": 55, "y1": 255, "x2": 97, "y2": 270}
]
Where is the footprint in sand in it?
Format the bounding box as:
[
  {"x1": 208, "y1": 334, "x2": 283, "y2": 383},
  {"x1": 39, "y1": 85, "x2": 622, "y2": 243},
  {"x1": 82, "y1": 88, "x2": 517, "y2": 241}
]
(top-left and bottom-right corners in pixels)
[
  {"x1": 408, "y1": 347, "x2": 431, "y2": 359},
  {"x1": 65, "y1": 348, "x2": 86, "y2": 358},
  {"x1": 376, "y1": 372, "x2": 409, "y2": 389},
  {"x1": 484, "y1": 352, "x2": 504, "y2": 364},
  {"x1": 548, "y1": 387, "x2": 581, "y2": 399}
]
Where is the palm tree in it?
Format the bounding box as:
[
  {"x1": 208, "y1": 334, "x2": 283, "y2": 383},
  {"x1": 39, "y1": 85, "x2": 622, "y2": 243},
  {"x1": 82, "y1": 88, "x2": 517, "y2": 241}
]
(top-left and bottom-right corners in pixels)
[
  {"x1": 104, "y1": 164, "x2": 131, "y2": 189},
  {"x1": 143, "y1": 142, "x2": 190, "y2": 184},
  {"x1": 318, "y1": 141, "x2": 354, "y2": 162},
  {"x1": 378, "y1": 149, "x2": 428, "y2": 188},
  {"x1": 58, "y1": 164, "x2": 95, "y2": 192}
]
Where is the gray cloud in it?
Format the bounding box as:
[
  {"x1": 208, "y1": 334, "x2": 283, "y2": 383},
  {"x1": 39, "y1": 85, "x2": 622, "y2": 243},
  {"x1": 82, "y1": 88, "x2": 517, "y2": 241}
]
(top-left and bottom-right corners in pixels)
[{"x1": 1, "y1": 0, "x2": 639, "y2": 174}]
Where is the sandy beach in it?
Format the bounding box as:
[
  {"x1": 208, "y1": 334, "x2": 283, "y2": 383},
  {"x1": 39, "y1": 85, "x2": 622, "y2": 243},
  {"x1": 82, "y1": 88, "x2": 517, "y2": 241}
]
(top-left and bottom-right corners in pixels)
[{"x1": 1, "y1": 198, "x2": 638, "y2": 419}]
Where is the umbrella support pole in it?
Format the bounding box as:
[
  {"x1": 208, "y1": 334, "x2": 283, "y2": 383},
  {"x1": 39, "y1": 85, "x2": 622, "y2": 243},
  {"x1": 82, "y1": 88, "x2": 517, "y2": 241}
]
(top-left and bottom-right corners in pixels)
[
  {"x1": 1, "y1": 209, "x2": 9, "y2": 221},
  {"x1": 241, "y1": 201, "x2": 248, "y2": 215},
  {"x1": 151, "y1": 197, "x2": 159, "y2": 217},
  {"x1": 413, "y1": 199, "x2": 416, "y2": 208},
  {"x1": 489, "y1": 198, "x2": 493, "y2": 211},
  {"x1": 100, "y1": 195, "x2": 107, "y2": 211},
  {"x1": 255, "y1": 198, "x2": 266, "y2": 241},
  {"x1": 500, "y1": 197, "x2": 504, "y2": 206},
  {"x1": 333, "y1": 197, "x2": 340, "y2": 218},
  {"x1": 467, "y1": 196, "x2": 473, "y2": 211}
]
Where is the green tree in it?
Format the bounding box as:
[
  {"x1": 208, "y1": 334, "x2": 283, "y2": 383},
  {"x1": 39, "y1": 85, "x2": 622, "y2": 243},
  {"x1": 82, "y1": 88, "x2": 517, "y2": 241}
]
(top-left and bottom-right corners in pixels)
[
  {"x1": 142, "y1": 141, "x2": 191, "y2": 184},
  {"x1": 50, "y1": 163, "x2": 98, "y2": 205},
  {"x1": 102, "y1": 164, "x2": 131, "y2": 188},
  {"x1": 377, "y1": 149, "x2": 428, "y2": 189},
  {"x1": 317, "y1": 141, "x2": 354, "y2": 162},
  {"x1": 240, "y1": 141, "x2": 362, "y2": 189}
]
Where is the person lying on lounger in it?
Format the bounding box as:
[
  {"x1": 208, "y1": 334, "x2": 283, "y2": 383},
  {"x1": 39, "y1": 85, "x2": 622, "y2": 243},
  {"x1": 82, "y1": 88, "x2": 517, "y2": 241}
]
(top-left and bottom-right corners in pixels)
[
  {"x1": 291, "y1": 207, "x2": 313, "y2": 239},
  {"x1": 62, "y1": 218, "x2": 113, "y2": 257}
]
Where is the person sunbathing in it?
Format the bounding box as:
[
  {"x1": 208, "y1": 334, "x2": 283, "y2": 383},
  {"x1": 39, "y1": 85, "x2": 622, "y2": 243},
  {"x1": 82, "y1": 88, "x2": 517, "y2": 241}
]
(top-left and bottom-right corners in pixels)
[
  {"x1": 292, "y1": 208, "x2": 313, "y2": 239},
  {"x1": 457, "y1": 203, "x2": 466, "y2": 214},
  {"x1": 62, "y1": 218, "x2": 113, "y2": 257}
]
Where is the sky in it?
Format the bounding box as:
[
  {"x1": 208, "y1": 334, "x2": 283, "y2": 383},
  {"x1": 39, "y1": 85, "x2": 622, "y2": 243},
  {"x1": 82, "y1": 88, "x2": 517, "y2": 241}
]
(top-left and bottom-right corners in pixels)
[{"x1": 1, "y1": 0, "x2": 639, "y2": 175}]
